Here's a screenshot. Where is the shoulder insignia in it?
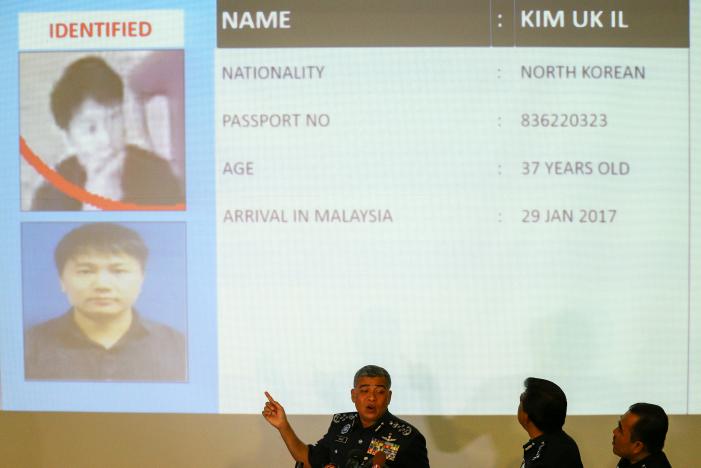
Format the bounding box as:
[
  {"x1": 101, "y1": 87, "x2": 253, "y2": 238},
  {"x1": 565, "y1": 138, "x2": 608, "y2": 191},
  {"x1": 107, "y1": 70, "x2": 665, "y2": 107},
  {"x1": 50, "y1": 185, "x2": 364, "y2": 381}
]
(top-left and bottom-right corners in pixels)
[
  {"x1": 387, "y1": 419, "x2": 413, "y2": 436},
  {"x1": 530, "y1": 441, "x2": 546, "y2": 461},
  {"x1": 332, "y1": 412, "x2": 358, "y2": 424}
]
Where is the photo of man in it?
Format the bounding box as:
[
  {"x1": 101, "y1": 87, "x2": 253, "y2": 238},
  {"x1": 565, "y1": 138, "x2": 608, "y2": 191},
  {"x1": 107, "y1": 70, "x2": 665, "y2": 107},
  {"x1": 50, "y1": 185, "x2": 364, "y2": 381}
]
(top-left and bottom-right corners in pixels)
[
  {"x1": 20, "y1": 51, "x2": 185, "y2": 211},
  {"x1": 23, "y1": 222, "x2": 188, "y2": 382}
]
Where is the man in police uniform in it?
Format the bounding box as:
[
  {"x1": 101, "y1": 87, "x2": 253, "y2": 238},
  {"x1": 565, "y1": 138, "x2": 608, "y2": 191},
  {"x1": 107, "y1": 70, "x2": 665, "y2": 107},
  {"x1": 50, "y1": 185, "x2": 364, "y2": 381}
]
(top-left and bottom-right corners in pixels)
[
  {"x1": 613, "y1": 403, "x2": 672, "y2": 468},
  {"x1": 517, "y1": 377, "x2": 583, "y2": 468},
  {"x1": 262, "y1": 365, "x2": 429, "y2": 467}
]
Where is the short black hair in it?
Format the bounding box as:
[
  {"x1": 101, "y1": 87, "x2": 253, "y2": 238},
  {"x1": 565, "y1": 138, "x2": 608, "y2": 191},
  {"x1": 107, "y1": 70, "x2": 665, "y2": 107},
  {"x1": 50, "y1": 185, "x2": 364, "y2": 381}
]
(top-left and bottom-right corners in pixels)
[
  {"x1": 54, "y1": 223, "x2": 148, "y2": 274},
  {"x1": 520, "y1": 377, "x2": 567, "y2": 433},
  {"x1": 628, "y1": 403, "x2": 668, "y2": 453},
  {"x1": 353, "y1": 365, "x2": 391, "y2": 389},
  {"x1": 50, "y1": 56, "x2": 124, "y2": 130}
]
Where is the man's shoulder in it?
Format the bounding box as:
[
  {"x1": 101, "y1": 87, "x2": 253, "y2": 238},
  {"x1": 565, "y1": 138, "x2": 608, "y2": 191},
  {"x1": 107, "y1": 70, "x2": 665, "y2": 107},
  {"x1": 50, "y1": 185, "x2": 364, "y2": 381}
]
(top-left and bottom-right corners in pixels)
[
  {"x1": 52, "y1": 156, "x2": 86, "y2": 185},
  {"x1": 25, "y1": 313, "x2": 72, "y2": 341},
  {"x1": 548, "y1": 429, "x2": 580, "y2": 447},
  {"x1": 377, "y1": 413, "x2": 428, "y2": 466},
  {"x1": 617, "y1": 451, "x2": 672, "y2": 468},
  {"x1": 330, "y1": 411, "x2": 359, "y2": 424},
  {"x1": 135, "y1": 315, "x2": 186, "y2": 344},
  {"x1": 124, "y1": 145, "x2": 174, "y2": 170},
  {"x1": 381, "y1": 412, "x2": 424, "y2": 440},
  {"x1": 126, "y1": 144, "x2": 160, "y2": 158},
  {"x1": 31, "y1": 157, "x2": 84, "y2": 210},
  {"x1": 325, "y1": 411, "x2": 360, "y2": 432},
  {"x1": 122, "y1": 145, "x2": 183, "y2": 204},
  {"x1": 648, "y1": 451, "x2": 672, "y2": 468},
  {"x1": 524, "y1": 431, "x2": 582, "y2": 468}
]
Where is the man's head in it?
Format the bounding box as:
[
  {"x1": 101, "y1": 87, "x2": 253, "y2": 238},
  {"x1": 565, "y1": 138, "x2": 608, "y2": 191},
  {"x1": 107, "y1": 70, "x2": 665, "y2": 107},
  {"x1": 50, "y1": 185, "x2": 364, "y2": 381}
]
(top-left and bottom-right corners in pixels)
[
  {"x1": 612, "y1": 403, "x2": 668, "y2": 462},
  {"x1": 351, "y1": 365, "x2": 392, "y2": 428},
  {"x1": 518, "y1": 377, "x2": 567, "y2": 435},
  {"x1": 55, "y1": 223, "x2": 148, "y2": 321},
  {"x1": 50, "y1": 56, "x2": 126, "y2": 170}
]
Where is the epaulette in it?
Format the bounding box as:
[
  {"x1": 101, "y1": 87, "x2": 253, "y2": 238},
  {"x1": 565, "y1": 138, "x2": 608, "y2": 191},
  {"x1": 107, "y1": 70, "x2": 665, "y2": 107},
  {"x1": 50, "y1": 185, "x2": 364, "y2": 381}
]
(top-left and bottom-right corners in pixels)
[
  {"x1": 385, "y1": 416, "x2": 415, "y2": 437},
  {"x1": 332, "y1": 412, "x2": 358, "y2": 424}
]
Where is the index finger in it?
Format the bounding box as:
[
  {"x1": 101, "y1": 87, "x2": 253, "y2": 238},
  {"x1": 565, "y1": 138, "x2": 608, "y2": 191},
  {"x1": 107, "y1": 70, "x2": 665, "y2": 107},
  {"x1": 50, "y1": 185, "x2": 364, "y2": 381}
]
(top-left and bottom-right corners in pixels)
[{"x1": 264, "y1": 391, "x2": 276, "y2": 403}]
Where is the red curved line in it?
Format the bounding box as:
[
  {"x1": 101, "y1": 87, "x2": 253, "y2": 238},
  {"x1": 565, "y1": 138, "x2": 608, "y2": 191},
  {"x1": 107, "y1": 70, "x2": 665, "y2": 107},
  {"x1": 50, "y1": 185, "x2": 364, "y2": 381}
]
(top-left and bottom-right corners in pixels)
[{"x1": 20, "y1": 136, "x2": 185, "y2": 211}]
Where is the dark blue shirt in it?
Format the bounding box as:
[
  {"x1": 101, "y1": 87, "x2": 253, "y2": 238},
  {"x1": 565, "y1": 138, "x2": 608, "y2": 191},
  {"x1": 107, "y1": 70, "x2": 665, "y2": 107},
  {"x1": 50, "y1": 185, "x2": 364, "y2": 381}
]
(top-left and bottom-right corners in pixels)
[{"x1": 308, "y1": 411, "x2": 429, "y2": 467}]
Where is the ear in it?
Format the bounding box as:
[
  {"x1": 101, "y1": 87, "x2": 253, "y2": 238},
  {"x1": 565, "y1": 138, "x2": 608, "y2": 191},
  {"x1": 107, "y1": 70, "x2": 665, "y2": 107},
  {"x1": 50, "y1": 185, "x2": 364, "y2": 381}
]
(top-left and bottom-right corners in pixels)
[
  {"x1": 387, "y1": 390, "x2": 392, "y2": 405},
  {"x1": 631, "y1": 440, "x2": 646, "y2": 456},
  {"x1": 350, "y1": 388, "x2": 357, "y2": 403}
]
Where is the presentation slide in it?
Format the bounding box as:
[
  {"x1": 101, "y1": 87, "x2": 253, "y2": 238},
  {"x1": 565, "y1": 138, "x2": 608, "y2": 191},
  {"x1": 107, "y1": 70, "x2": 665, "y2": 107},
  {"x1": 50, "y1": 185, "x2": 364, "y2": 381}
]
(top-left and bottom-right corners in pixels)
[{"x1": 0, "y1": 0, "x2": 699, "y2": 416}]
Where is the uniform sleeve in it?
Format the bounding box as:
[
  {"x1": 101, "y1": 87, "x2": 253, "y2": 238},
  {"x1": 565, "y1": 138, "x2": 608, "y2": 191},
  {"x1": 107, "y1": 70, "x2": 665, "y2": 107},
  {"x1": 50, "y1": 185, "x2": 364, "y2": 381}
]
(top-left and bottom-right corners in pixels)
[
  {"x1": 396, "y1": 431, "x2": 429, "y2": 467},
  {"x1": 307, "y1": 421, "x2": 334, "y2": 468}
]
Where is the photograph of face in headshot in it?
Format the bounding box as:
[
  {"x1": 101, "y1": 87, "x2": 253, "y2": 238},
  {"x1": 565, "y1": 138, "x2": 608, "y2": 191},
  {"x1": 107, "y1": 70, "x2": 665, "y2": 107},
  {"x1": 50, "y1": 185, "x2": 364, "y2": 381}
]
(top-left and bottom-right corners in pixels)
[
  {"x1": 19, "y1": 50, "x2": 185, "y2": 211},
  {"x1": 22, "y1": 222, "x2": 188, "y2": 382}
]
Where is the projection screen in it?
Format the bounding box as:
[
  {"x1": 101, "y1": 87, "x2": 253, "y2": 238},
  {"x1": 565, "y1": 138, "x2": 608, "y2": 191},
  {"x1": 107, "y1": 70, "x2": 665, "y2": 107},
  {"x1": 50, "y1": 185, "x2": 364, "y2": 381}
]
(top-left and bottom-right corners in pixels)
[{"x1": 1, "y1": 0, "x2": 700, "y2": 417}]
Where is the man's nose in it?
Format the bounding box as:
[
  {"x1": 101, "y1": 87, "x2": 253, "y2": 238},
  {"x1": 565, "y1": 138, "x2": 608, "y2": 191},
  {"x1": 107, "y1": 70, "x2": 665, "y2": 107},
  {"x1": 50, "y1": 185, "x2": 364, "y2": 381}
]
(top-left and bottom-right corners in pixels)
[
  {"x1": 95, "y1": 121, "x2": 114, "y2": 146},
  {"x1": 92, "y1": 270, "x2": 113, "y2": 288}
]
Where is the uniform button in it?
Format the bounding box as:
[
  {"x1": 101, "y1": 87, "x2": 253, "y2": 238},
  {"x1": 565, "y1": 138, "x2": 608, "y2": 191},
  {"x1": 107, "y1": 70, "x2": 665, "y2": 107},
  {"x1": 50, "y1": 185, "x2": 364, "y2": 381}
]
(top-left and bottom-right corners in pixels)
[
  {"x1": 358, "y1": 439, "x2": 363, "y2": 444},
  {"x1": 334, "y1": 450, "x2": 338, "y2": 454}
]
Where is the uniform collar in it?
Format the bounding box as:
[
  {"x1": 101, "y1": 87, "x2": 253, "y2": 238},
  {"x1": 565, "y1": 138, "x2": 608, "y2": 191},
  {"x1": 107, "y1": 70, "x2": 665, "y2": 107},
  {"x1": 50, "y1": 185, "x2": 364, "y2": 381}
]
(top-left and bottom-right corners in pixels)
[
  {"x1": 523, "y1": 430, "x2": 565, "y2": 450},
  {"x1": 355, "y1": 410, "x2": 393, "y2": 432}
]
